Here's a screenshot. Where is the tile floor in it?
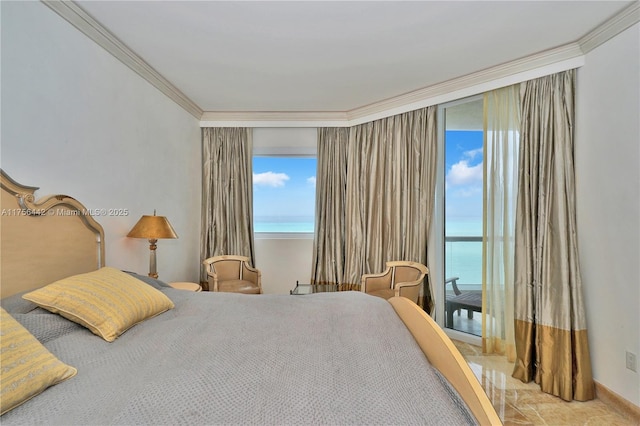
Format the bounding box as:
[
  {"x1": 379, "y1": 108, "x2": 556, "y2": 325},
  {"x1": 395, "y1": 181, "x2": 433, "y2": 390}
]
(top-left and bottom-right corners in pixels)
[{"x1": 453, "y1": 340, "x2": 640, "y2": 425}]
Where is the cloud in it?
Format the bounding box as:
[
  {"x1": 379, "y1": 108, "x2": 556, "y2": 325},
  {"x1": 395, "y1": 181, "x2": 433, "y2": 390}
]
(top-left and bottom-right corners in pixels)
[
  {"x1": 446, "y1": 160, "x2": 483, "y2": 187},
  {"x1": 451, "y1": 186, "x2": 482, "y2": 198},
  {"x1": 307, "y1": 176, "x2": 316, "y2": 187},
  {"x1": 253, "y1": 171, "x2": 289, "y2": 187},
  {"x1": 464, "y1": 148, "x2": 483, "y2": 160}
]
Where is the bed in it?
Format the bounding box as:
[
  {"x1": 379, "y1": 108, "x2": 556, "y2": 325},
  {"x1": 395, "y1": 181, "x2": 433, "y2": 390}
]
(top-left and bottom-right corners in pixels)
[{"x1": 0, "y1": 170, "x2": 501, "y2": 425}]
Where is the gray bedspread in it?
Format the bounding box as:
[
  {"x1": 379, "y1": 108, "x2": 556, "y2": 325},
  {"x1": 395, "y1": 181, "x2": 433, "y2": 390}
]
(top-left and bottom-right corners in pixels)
[{"x1": 3, "y1": 285, "x2": 475, "y2": 425}]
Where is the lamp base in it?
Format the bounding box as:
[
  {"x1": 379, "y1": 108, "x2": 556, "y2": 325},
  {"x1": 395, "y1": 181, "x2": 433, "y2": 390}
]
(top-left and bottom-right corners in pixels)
[{"x1": 148, "y1": 239, "x2": 158, "y2": 279}]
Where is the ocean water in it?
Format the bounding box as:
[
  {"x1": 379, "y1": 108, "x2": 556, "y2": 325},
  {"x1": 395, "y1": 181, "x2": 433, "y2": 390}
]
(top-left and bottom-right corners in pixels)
[
  {"x1": 254, "y1": 216, "x2": 314, "y2": 233},
  {"x1": 445, "y1": 240, "x2": 482, "y2": 288},
  {"x1": 254, "y1": 216, "x2": 483, "y2": 288},
  {"x1": 446, "y1": 218, "x2": 482, "y2": 289}
]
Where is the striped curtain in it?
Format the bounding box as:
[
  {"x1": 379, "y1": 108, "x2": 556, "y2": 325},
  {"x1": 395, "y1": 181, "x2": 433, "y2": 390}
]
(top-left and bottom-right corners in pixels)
[
  {"x1": 311, "y1": 107, "x2": 438, "y2": 312},
  {"x1": 200, "y1": 128, "x2": 255, "y2": 283},
  {"x1": 311, "y1": 128, "x2": 349, "y2": 290},
  {"x1": 512, "y1": 69, "x2": 595, "y2": 401}
]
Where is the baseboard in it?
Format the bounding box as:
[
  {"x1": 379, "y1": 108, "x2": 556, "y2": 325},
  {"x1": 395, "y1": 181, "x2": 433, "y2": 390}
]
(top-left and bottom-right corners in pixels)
[{"x1": 594, "y1": 381, "x2": 640, "y2": 423}]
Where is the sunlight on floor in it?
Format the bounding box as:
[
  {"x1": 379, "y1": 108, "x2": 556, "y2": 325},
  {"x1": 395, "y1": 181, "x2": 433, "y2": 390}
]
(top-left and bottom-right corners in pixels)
[{"x1": 452, "y1": 341, "x2": 639, "y2": 426}]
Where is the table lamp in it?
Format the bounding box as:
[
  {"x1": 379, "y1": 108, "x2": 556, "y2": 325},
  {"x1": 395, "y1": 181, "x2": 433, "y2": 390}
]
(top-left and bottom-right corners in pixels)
[{"x1": 127, "y1": 210, "x2": 178, "y2": 278}]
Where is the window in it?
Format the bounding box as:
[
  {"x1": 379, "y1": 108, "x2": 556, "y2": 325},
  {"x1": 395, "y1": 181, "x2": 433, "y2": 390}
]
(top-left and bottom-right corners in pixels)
[{"x1": 253, "y1": 156, "x2": 317, "y2": 233}]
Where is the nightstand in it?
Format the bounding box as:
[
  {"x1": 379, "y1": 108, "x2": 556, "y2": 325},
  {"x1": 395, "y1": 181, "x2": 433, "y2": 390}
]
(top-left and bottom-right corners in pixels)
[{"x1": 168, "y1": 282, "x2": 202, "y2": 292}]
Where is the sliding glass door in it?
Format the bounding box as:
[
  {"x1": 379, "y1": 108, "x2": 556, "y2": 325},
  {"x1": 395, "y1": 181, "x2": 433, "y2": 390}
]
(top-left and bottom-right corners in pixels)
[{"x1": 439, "y1": 97, "x2": 484, "y2": 338}]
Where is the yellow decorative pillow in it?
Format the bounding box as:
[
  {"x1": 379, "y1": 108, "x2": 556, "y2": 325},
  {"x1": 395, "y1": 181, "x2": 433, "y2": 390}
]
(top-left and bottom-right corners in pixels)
[
  {"x1": 0, "y1": 308, "x2": 77, "y2": 415},
  {"x1": 22, "y1": 267, "x2": 174, "y2": 342}
]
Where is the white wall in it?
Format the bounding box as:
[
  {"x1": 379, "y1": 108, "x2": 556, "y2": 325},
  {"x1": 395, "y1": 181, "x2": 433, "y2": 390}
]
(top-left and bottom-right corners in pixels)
[
  {"x1": 255, "y1": 237, "x2": 314, "y2": 294},
  {"x1": 253, "y1": 127, "x2": 317, "y2": 155},
  {"x1": 1, "y1": 2, "x2": 201, "y2": 283},
  {"x1": 575, "y1": 23, "x2": 640, "y2": 406}
]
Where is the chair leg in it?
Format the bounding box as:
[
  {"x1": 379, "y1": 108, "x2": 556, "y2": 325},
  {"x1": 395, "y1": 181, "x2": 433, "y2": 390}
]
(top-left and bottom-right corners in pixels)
[{"x1": 446, "y1": 302, "x2": 454, "y2": 328}]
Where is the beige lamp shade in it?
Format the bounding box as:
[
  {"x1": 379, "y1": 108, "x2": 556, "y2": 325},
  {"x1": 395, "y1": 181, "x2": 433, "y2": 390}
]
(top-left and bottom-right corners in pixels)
[
  {"x1": 127, "y1": 212, "x2": 177, "y2": 279},
  {"x1": 127, "y1": 214, "x2": 178, "y2": 240}
]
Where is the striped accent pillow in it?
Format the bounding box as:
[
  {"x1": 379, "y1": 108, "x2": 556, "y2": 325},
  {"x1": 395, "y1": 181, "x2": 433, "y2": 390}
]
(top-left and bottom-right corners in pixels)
[
  {"x1": 22, "y1": 267, "x2": 174, "y2": 342},
  {"x1": 0, "y1": 308, "x2": 77, "y2": 415}
]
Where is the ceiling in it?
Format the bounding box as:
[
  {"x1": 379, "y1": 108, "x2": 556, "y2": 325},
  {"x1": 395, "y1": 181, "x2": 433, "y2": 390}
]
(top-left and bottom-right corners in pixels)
[{"x1": 74, "y1": 1, "x2": 634, "y2": 115}]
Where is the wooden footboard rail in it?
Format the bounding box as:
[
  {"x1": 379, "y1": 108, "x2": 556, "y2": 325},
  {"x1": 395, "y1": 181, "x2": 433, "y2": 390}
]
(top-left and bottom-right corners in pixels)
[{"x1": 389, "y1": 297, "x2": 502, "y2": 426}]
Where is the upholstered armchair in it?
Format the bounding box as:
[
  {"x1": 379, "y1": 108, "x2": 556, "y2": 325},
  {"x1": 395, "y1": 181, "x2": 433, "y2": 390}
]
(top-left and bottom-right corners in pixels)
[
  {"x1": 202, "y1": 255, "x2": 262, "y2": 294},
  {"x1": 361, "y1": 261, "x2": 428, "y2": 305}
]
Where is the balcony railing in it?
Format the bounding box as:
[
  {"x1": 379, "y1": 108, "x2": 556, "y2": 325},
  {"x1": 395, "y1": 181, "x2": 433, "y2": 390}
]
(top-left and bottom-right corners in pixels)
[
  {"x1": 445, "y1": 235, "x2": 482, "y2": 292},
  {"x1": 445, "y1": 236, "x2": 482, "y2": 242},
  {"x1": 445, "y1": 235, "x2": 482, "y2": 336}
]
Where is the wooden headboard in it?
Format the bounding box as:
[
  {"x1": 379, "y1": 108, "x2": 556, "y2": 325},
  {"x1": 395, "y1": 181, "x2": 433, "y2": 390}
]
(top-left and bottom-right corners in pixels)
[{"x1": 0, "y1": 170, "x2": 105, "y2": 298}]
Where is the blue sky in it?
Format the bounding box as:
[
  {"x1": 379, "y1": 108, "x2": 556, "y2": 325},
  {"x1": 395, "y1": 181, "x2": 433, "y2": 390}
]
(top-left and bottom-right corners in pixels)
[
  {"x1": 445, "y1": 130, "x2": 484, "y2": 233},
  {"x1": 253, "y1": 131, "x2": 483, "y2": 228},
  {"x1": 253, "y1": 156, "x2": 316, "y2": 219}
]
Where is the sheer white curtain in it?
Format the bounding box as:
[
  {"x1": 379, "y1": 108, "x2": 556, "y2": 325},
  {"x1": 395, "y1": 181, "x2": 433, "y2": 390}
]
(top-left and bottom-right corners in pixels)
[{"x1": 482, "y1": 85, "x2": 520, "y2": 361}]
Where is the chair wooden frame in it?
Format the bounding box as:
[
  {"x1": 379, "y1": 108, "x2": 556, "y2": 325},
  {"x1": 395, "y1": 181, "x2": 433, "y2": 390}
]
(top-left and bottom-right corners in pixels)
[
  {"x1": 445, "y1": 276, "x2": 482, "y2": 328},
  {"x1": 361, "y1": 260, "x2": 429, "y2": 306},
  {"x1": 202, "y1": 255, "x2": 262, "y2": 294}
]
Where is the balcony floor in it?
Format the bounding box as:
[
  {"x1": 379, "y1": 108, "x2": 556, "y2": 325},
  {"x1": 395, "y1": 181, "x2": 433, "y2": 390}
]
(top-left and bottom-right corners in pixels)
[{"x1": 448, "y1": 308, "x2": 482, "y2": 336}]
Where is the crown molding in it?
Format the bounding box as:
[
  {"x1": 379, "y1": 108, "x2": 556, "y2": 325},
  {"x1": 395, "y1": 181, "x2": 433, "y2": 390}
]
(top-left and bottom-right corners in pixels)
[
  {"x1": 42, "y1": 0, "x2": 637, "y2": 127},
  {"x1": 199, "y1": 1, "x2": 639, "y2": 128},
  {"x1": 41, "y1": 0, "x2": 203, "y2": 120},
  {"x1": 200, "y1": 45, "x2": 585, "y2": 128},
  {"x1": 579, "y1": 1, "x2": 640, "y2": 54},
  {"x1": 200, "y1": 111, "x2": 351, "y2": 128},
  {"x1": 345, "y1": 42, "x2": 584, "y2": 124}
]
